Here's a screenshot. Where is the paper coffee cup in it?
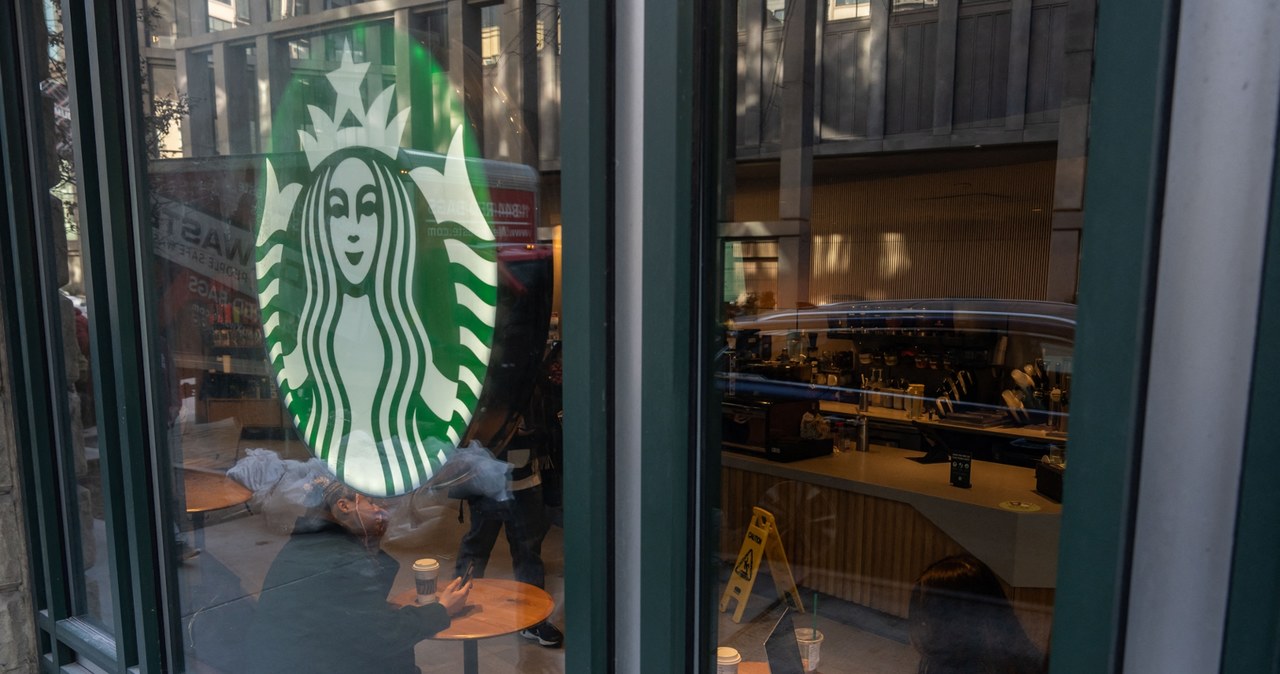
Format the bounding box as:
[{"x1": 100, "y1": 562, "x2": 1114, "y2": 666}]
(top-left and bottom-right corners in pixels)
[
  {"x1": 716, "y1": 646, "x2": 741, "y2": 674},
  {"x1": 413, "y1": 558, "x2": 440, "y2": 604},
  {"x1": 795, "y1": 628, "x2": 823, "y2": 672}
]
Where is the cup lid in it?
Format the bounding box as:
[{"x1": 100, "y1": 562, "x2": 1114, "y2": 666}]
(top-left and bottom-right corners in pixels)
[
  {"x1": 716, "y1": 646, "x2": 741, "y2": 664},
  {"x1": 412, "y1": 558, "x2": 440, "y2": 571}
]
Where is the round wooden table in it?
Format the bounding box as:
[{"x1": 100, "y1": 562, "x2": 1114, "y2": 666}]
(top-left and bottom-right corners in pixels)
[
  {"x1": 182, "y1": 468, "x2": 252, "y2": 548},
  {"x1": 431, "y1": 578, "x2": 554, "y2": 674},
  {"x1": 183, "y1": 468, "x2": 252, "y2": 514}
]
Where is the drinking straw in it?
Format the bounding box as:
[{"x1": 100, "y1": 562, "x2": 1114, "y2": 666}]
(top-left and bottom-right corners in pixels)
[{"x1": 812, "y1": 592, "x2": 818, "y2": 635}]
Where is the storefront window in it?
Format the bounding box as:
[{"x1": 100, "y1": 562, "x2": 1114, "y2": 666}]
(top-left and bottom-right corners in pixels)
[
  {"x1": 21, "y1": 0, "x2": 116, "y2": 637},
  {"x1": 710, "y1": 0, "x2": 1089, "y2": 670},
  {"x1": 135, "y1": 1, "x2": 567, "y2": 670}
]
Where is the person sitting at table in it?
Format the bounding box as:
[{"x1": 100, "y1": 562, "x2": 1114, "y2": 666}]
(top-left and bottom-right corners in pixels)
[
  {"x1": 243, "y1": 477, "x2": 471, "y2": 674},
  {"x1": 908, "y1": 553, "x2": 1042, "y2": 674}
]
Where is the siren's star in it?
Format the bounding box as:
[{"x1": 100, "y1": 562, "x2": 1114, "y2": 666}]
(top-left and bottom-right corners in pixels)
[{"x1": 328, "y1": 42, "x2": 371, "y2": 127}]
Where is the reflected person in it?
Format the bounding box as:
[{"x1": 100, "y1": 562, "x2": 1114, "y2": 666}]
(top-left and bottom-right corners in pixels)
[
  {"x1": 245, "y1": 478, "x2": 471, "y2": 673},
  {"x1": 454, "y1": 418, "x2": 563, "y2": 647},
  {"x1": 908, "y1": 554, "x2": 1042, "y2": 674}
]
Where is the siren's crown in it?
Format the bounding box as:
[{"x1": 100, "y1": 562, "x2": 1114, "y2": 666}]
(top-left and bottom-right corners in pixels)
[{"x1": 298, "y1": 42, "x2": 408, "y2": 170}]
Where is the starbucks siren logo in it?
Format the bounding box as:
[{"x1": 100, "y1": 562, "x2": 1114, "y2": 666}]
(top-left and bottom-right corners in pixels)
[{"x1": 255, "y1": 44, "x2": 497, "y2": 497}]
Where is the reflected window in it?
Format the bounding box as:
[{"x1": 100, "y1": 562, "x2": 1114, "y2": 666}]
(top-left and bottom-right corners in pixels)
[{"x1": 829, "y1": 0, "x2": 870, "y2": 21}]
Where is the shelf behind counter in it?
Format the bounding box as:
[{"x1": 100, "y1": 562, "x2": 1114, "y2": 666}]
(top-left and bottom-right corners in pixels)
[{"x1": 719, "y1": 443, "x2": 1059, "y2": 631}]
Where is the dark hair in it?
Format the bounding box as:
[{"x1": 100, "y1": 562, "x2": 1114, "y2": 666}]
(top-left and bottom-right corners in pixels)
[
  {"x1": 909, "y1": 554, "x2": 1042, "y2": 674},
  {"x1": 320, "y1": 477, "x2": 359, "y2": 512}
]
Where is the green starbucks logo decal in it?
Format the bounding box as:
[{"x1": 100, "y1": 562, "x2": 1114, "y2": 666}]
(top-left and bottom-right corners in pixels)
[{"x1": 255, "y1": 45, "x2": 497, "y2": 497}]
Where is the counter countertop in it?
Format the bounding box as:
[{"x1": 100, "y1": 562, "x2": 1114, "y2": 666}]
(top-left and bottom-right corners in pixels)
[
  {"x1": 722, "y1": 445, "x2": 1060, "y2": 588},
  {"x1": 819, "y1": 400, "x2": 1069, "y2": 442}
]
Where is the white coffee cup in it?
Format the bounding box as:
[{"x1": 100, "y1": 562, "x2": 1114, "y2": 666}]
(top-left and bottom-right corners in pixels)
[
  {"x1": 413, "y1": 558, "x2": 440, "y2": 604},
  {"x1": 795, "y1": 628, "x2": 823, "y2": 672},
  {"x1": 716, "y1": 646, "x2": 741, "y2": 674}
]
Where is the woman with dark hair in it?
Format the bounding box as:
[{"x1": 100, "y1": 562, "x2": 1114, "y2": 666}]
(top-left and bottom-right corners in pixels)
[
  {"x1": 908, "y1": 554, "x2": 1043, "y2": 674},
  {"x1": 243, "y1": 477, "x2": 471, "y2": 674}
]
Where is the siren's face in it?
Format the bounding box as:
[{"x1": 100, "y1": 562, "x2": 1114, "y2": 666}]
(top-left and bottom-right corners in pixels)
[{"x1": 327, "y1": 158, "x2": 381, "y2": 286}]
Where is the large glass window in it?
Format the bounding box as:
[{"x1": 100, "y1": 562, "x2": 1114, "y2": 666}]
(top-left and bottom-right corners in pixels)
[
  {"x1": 19, "y1": 0, "x2": 116, "y2": 637},
  {"x1": 710, "y1": 0, "x2": 1089, "y2": 671},
  {"x1": 135, "y1": 1, "x2": 568, "y2": 671}
]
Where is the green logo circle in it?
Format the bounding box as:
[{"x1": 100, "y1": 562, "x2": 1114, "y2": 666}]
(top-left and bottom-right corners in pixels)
[{"x1": 255, "y1": 46, "x2": 497, "y2": 496}]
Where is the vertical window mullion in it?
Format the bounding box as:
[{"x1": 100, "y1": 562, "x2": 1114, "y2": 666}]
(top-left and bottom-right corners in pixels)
[
  {"x1": 61, "y1": 0, "x2": 171, "y2": 670},
  {"x1": 0, "y1": 2, "x2": 80, "y2": 669},
  {"x1": 561, "y1": 0, "x2": 616, "y2": 671},
  {"x1": 58, "y1": 0, "x2": 138, "y2": 664}
]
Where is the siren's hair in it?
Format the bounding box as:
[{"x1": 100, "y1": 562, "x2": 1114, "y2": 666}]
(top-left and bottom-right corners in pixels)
[{"x1": 297, "y1": 153, "x2": 445, "y2": 495}]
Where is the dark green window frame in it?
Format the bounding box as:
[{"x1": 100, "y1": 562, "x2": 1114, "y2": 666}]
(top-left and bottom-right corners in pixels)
[
  {"x1": 629, "y1": 0, "x2": 1186, "y2": 672},
  {"x1": 12, "y1": 0, "x2": 1271, "y2": 672},
  {"x1": 1, "y1": 0, "x2": 617, "y2": 671},
  {"x1": 1221, "y1": 110, "x2": 1280, "y2": 674}
]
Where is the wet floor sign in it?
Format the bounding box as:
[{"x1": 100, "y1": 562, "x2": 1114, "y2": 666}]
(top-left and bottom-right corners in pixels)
[{"x1": 719, "y1": 506, "x2": 804, "y2": 623}]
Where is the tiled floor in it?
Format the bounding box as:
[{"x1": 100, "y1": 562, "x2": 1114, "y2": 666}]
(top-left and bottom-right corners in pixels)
[
  {"x1": 178, "y1": 495, "x2": 923, "y2": 674},
  {"x1": 179, "y1": 487, "x2": 566, "y2": 673},
  {"x1": 166, "y1": 434, "x2": 941, "y2": 674},
  {"x1": 715, "y1": 579, "x2": 920, "y2": 674}
]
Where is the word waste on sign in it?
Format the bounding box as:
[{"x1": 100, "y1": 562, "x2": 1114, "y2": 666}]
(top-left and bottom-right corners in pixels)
[{"x1": 719, "y1": 507, "x2": 804, "y2": 623}]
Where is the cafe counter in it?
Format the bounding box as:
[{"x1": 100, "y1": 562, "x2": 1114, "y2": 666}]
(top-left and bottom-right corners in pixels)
[{"x1": 719, "y1": 444, "x2": 1059, "y2": 629}]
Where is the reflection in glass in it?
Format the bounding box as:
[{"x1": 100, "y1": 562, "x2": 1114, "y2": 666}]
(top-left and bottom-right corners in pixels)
[
  {"x1": 135, "y1": 1, "x2": 566, "y2": 670},
  {"x1": 712, "y1": 0, "x2": 1093, "y2": 669},
  {"x1": 28, "y1": 0, "x2": 115, "y2": 634}
]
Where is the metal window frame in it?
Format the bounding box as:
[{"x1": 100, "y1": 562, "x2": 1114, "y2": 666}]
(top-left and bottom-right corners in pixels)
[
  {"x1": 561, "y1": 0, "x2": 617, "y2": 671},
  {"x1": 645, "y1": 0, "x2": 1182, "y2": 670},
  {"x1": 1039, "y1": 0, "x2": 1180, "y2": 671},
  {"x1": 1220, "y1": 114, "x2": 1280, "y2": 674},
  {"x1": 0, "y1": 2, "x2": 74, "y2": 666},
  {"x1": 3, "y1": 0, "x2": 619, "y2": 672},
  {"x1": 0, "y1": 0, "x2": 172, "y2": 670}
]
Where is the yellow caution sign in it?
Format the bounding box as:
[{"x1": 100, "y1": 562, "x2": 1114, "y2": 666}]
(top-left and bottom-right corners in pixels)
[{"x1": 719, "y1": 507, "x2": 804, "y2": 623}]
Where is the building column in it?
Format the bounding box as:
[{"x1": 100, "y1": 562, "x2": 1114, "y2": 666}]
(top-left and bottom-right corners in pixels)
[
  {"x1": 215, "y1": 42, "x2": 253, "y2": 155},
  {"x1": 178, "y1": 48, "x2": 216, "y2": 157},
  {"x1": 449, "y1": 0, "x2": 484, "y2": 149},
  {"x1": 865, "y1": 0, "x2": 889, "y2": 139},
  {"x1": 255, "y1": 34, "x2": 289, "y2": 153},
  {"x1": 1005, "y1": 0, "x2": 1032, "y2": 130},
  {"x1": 778, "y1": 0, "x2": 816, "y2": 307},
  {"x1": 497, "y1": 0, "x2": 539, "y2": 164},
  {"x1": 1046, "y1": 0, "x2": 1097, "y2": 302},
  {"x1": 538, "y1": 0, "x2": 561, "y2": 167},
  {"x1": 740, "y1": 0, "x2": 763, "y2": 147},
  {"x1": 932, "y1": 0, "x2": 958, "y2": 135}
]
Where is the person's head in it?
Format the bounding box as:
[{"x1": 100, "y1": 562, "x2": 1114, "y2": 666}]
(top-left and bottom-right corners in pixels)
[
  {"x1": 909, "y1": 554, "x2": 1039, "y2": 673},
  {"x1": 321, "y1": 478, "x2": 389, "y2": 540}
]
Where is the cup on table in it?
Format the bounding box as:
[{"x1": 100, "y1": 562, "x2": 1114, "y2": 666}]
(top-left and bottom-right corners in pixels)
[
  {"x1": 795, "y1": 628, "x2": 823, "y2": 672},
  {"x1": 715, "y1": 646, "x2": 741, "y2": 674},
  {"x1": 413, "y1": 558, "x2": 440, "y2": 604}
]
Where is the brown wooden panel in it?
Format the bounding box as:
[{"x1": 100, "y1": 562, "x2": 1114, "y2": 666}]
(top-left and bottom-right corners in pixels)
[
  {"x1": 719, "y1": 464, "x2": 1055, "y2": 636},
  {"x1": 205, "y1": 399, "x2": 282, "y2": 428},
  {"x1": 808, "y1": 156, "x2": 1055, "y2": 301}
]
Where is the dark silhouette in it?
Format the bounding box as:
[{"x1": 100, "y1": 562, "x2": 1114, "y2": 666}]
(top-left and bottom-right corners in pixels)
[
  {"x1": 244, "y1": 478, "x2": 470, "y2": 674},
  {"x1": 908, "y1": 554, "x2": 1042, "y2": 674}
]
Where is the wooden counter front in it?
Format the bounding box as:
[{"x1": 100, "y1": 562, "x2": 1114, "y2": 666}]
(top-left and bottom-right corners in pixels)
[{"x1": 720, "y1": 446, "x2": 1058, "y2": 646}]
